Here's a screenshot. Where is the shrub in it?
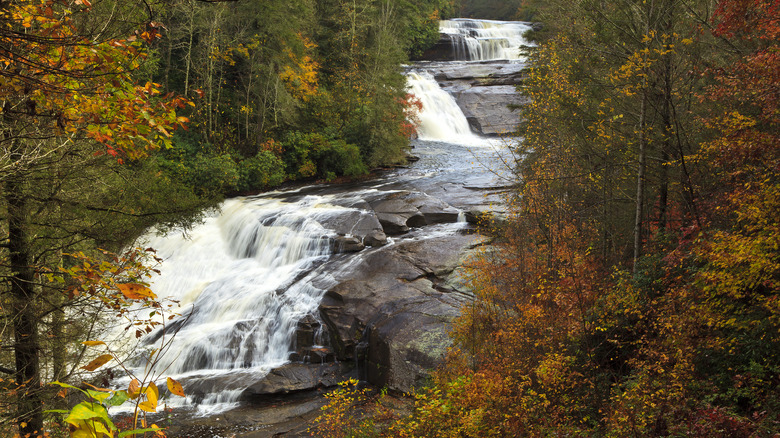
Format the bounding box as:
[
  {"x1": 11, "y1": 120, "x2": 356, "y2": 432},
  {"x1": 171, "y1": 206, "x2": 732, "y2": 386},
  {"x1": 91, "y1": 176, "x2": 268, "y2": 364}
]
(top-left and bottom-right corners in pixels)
[{"x1": 238, "y1": 150, "x2": 286, "y2": 191}]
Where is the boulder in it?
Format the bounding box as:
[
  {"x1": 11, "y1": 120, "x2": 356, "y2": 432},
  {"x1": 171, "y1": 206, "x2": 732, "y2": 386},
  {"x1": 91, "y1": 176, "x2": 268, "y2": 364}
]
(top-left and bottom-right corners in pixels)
[
  {"x1": 241, "y1": 362, "x2": 355, "y2": 398},
  {"x1": 369, "y1": 196, "x2": 426, "y2": 234},
  {"x1": 331, "y1": 235, "x2": 364, "y2": 253},
  {"x1": 317, "y1": 233, "x2": 488, "y2": 392},
  {"x1": 315, "y1": 207, "x2": 388, "y2": 246},
  {"x1": 454, "y1": 85, "x2": 528, "y2": 136},
  {"x1": 365, "y1": 191, "x2": 462, "y2": 235}
]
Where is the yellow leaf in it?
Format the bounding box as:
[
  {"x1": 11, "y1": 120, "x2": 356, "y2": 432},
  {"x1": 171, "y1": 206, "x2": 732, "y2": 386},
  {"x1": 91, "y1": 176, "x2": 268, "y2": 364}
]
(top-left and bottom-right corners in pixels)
[
  {"x1": 167, "y1": 377, "x2": 185, "y2": 397},
  {"x1": 138, "y1": 400, "x2": 157, "y2": 413},
  {"x1": 82, "y1": 341, "x2": 106, "y2": 347},
  {"x1": 81, "y1": 354, "x2": 113, "y2": 371},
  {"x1": 145, "y1": 382, "x2": 159, "y2": 406},
  {"x1": 117, "y1": 283, "x2": 156, "y2": 300}
]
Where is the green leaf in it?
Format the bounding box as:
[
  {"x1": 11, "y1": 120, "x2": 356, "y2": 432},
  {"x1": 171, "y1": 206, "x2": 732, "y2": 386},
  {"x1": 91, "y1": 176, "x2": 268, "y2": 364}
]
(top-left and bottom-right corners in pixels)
[
  {"x1": 65, "y1": 402, "x2": 116, "y2": 431},
  {"x1": 105, "y1": 390, "x2": 130, "y2": 407},
  {"x1": 85, "y1": 389, "x2": 112, "y2": 403},
  {"x1": 52, "y1": 381, "x2": 82, "y2": 391},
  {"x1": 71, "y1": 418, "x2": 113, "y2": 438}
]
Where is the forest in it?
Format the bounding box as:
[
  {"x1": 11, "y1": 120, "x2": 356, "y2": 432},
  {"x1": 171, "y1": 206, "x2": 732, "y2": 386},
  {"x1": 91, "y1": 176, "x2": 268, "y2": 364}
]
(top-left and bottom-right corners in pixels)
[
  {"x1": 313, "y1": 0, "x2": 780, "y2": 436},
  {"x1": 0, "y1": 0, "x2": 455, "y2": 435},
  {"x1": 2, "y1": 0, "x2": 779, "y2": 436}
]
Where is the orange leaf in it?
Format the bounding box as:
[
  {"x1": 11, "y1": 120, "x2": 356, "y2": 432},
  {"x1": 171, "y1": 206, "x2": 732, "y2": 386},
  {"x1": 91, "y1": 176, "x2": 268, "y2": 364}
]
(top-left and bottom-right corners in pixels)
[
  {"x1": 128, "y1": 378, "x2": 141, "y2": 399},
  {"x1": 117, "y1": 283, "x2": 156, "y2": 300},
  {"x1": 167, "y1": 377, "x2": 185, "y2": 397},
  {"x1": 81, "y1": 354, "x2": 113, "y2": 371}
]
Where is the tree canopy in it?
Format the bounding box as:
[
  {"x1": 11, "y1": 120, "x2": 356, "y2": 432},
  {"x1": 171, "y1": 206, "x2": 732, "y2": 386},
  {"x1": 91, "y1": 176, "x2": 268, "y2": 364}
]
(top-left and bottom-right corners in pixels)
[
  {"x1": 314, "y1": 0, "x2": 780, "y2": 436},
  {"x1": 0, "y1": 0, "x2": 455, "y2": 436}
]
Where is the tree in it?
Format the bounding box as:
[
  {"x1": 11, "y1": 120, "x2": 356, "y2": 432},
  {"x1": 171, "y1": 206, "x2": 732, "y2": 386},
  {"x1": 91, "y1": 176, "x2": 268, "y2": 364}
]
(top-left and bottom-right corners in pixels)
[
  {"x1": 0, "y1": 1, "x2": 198, "y2": 435},
  {"x1": 361, "y1": 0, "x2": 779, "y2": 435}
]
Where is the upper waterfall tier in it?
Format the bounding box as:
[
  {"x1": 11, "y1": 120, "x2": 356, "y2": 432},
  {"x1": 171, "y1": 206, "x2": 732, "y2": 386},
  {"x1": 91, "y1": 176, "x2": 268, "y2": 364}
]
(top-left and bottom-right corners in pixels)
[{"x1": 439, "y1": 18, "x2": 533, "y2": 62}]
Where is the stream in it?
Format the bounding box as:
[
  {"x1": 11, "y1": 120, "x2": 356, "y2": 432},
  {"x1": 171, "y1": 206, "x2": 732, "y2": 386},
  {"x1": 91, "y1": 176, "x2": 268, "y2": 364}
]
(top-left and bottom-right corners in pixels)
[{"x1": 108, "y1": 17, "x2": 533, "y2": 436}]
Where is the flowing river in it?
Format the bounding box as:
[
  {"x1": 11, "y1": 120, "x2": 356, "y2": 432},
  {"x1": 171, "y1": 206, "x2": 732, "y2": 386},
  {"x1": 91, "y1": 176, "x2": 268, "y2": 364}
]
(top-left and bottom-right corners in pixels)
[{"x1": 109, "y1": 18, "x2": 533, "y2": 422}]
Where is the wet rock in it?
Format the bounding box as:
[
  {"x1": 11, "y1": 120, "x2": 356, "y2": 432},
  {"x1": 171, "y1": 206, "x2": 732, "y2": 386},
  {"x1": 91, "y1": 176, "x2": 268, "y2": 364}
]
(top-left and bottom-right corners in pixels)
[
  {"x1": 433, "y1": 62, "x2": 526, "y2": 82},
  {"x1": 241, "y1": 362, "x2": 355, "y2": 397},
  {"x1": 316, "y1": 208, "x2": 388, "y2": 247},
  {"x1": 369, "y1": 196, "x2": 426, "y2": 234},
  {"x1": 413, "y1": 33, "x2": 460, "y2": 61},
  {"x1": 318, "y1": 233, "x2": 488, "y2": 392},
  {"x1": 292, "y1": 315, "x2": 319, "y2": 357},
  {"x1": 363, "y1": 230, "x2": 388, "y2": 247},
  {"x1": 366, "y1": 191, "x2": 462, "y2": 235},
  {"x1": 331, "y1": 235, "x2": 364, "y2": 253}
]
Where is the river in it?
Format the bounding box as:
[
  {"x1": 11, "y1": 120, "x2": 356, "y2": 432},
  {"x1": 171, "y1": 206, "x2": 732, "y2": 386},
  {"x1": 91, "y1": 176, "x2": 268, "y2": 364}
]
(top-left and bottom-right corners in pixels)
[{"x1": 109, "y1": 17, "x2": 533, "y2": 436}]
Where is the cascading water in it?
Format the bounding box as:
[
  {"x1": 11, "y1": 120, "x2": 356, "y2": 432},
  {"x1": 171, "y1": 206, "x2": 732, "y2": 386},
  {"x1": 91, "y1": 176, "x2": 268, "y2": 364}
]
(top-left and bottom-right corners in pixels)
[
  {"x1": 405, "y1": 18, "x2": 532, "y2": 142},
  {"x1": 114, "y1": 196, "x2": 352, "y2": 414},
  {"x1": 108, "y1": 18, "x2": 529, "y2": 422},
  {"x1": 406, "y1": 71, "x2": 477, "y2": 143},
  {"x1": 439, "y1": 18, "x2": 533, "y2": 61}
]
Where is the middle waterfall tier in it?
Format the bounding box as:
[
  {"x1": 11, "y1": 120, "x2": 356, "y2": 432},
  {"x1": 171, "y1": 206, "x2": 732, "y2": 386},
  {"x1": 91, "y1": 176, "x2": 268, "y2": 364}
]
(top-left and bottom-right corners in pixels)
[{"x1": 405, "y1": 71, "x2": 477, "y2": 143}]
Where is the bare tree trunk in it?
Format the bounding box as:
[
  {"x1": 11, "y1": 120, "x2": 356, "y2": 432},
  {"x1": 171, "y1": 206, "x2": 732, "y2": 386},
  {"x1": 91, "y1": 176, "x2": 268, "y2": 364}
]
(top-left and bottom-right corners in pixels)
[
  {"x1": 184, "y1": 3, "x2": 195, "y2": 98},
  {"x1": 7, "y1": 140, "x2": 43, "y2": 436},
  {"x1": 633, "y1": 3, "x2": 653, "y2": 273}
]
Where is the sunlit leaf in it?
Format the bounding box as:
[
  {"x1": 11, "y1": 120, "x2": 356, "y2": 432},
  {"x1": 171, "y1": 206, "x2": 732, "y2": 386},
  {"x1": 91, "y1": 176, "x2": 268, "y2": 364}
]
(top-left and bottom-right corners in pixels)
[
  {"x1": 117, "y1": 283, "x2": 156, "y2": 300},
  {"x1": 81, "y1": 354, "x2": 113, "y2": 371},
  {"x1": 167, "y1": 377, "x2": 185, "y2": 397},
  {"x1": 138, "y1": 400, "x2": 157, "y2": 413},
  {"x1": 145, "y1": 382, "x2": 159, "y2": 406},
  {"x1": 118, "y1": 426, "x2": 161, "y2": 438},
  {"x1": 85, "y1": 389, "x2": 112, "y2": 403},
  {"x1": 82, "y1": 341, "x2": 106, "y2": 347}
]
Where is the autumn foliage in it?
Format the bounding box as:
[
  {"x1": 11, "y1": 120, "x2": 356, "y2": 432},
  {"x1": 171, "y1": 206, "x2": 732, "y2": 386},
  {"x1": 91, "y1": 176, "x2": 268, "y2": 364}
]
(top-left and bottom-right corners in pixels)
[{"x1": 312, "y1": 0, "x2": 780, "y2": 436}]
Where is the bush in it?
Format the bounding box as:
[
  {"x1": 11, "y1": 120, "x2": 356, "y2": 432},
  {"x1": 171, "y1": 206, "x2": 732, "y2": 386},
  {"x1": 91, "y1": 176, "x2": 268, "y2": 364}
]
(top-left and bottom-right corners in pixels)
[
  {"x1": 238, "y1": 150, "x2": 287, "y2": 191},
  {"x1": 184, "y1": 153, "x2": 240, "y2": 196},
  {"x1": 282, "y1": 131, "x2": 368, "y2": 180}
]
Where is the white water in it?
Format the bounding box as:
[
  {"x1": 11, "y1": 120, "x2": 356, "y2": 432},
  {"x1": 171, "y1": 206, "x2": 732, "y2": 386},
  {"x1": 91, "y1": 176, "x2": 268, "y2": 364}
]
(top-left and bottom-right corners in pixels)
[
  {"x1": 440, "y1": 19, "x2": 533, "y2": 61},
  {"x1": 113, "y1": 196, "x2": 352, "y2": 414},
  {"x1": 406, "y1": 71, "x2": 478, "y2": 144}
]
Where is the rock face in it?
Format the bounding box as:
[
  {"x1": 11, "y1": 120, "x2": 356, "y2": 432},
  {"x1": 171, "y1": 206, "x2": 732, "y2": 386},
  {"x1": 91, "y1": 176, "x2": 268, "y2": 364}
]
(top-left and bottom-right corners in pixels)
[
  {"x1": 455, "y1": 85, "x2": 527, "y2": 136},
  {"x1": 414, "y1": 33, "x2": 460, "y2": 61},
  {"x1": 242, "y1": 363, "x2": 355, "y2": 398},
  {"x1": 242, "y1": 188, "x2": 487, "y2": 396},
  {"x1": 316, "y1": 233, "x2": 485, "y2": 392},
  {"x1": 426, "y1": 62, "x2": 529, "y2": 136}
]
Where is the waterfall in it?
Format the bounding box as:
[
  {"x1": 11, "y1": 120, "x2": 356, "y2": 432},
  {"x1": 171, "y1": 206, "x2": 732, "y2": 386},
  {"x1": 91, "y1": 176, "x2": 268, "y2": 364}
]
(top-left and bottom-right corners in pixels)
[
  {"x1": 115, "y1": 196, "x2": 348, "y2": 414},
  {"x1": 406, "y1": 71, "x2": 477, "y2": 144},
  {"x1": 440, "y1": 19, "x2": 533, "y2": 61},
  {"x1": 105, "y1": 17, "x2": 528, "y2": 420}
]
